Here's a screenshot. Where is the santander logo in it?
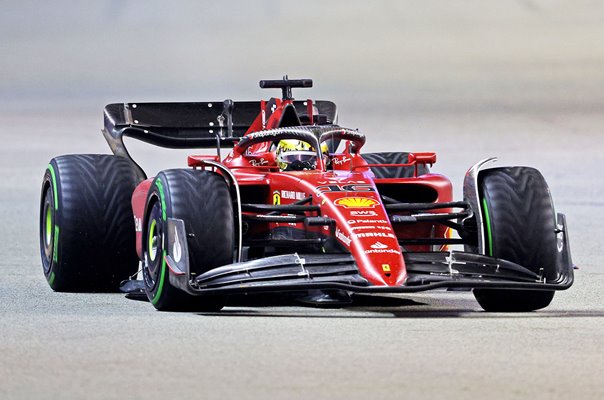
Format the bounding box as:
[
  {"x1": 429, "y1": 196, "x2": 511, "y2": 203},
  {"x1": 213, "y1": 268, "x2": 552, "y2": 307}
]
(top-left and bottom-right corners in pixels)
[{"x1": 370, "y1": 242, "x2": 388, "y2": 249}]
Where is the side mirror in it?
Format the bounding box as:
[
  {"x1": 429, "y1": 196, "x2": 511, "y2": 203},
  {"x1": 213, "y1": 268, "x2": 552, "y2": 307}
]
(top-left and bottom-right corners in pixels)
[{"x1": 409, "y1": 152, "x2": 437, "y2": 166}]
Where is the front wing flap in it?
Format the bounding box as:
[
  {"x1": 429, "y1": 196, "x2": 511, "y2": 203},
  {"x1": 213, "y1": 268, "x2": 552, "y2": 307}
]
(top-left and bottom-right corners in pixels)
[{"x1": 184, "y1": 250, "x2": 572, "y2": 296}]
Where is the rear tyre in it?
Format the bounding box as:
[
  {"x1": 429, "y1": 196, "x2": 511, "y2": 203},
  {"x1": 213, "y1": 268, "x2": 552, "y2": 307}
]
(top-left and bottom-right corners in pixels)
[
  {"x1": 361, "y1": 152, "x2": 429, "y2": 178},
  {"x1": 474, "y1": 167, "x2": 558, "y2": 312},
  {"x1": 39, "y1": 155, "x2": 139, "y2": 292},
  {"x1": 143, "y1": 169, "x2": 233, "y2": 311}
]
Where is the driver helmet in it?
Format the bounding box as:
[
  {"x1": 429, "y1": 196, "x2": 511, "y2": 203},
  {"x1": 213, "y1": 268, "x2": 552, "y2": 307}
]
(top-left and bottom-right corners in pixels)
[{"x1": 276, "y1": 139, "x2": 317, "y2": 171}]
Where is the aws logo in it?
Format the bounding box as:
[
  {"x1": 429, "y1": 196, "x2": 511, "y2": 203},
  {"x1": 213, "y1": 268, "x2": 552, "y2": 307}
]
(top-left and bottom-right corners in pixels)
[
  {"x1": 350, "y1": 210, "x2": 378, "y2": 217},
  {"x1": 335, "y1": 197, "x2": 379, "y2": 208}
]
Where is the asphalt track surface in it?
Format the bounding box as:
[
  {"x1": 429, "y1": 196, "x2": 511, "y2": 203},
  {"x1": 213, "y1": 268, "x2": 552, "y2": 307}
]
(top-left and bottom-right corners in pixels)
[{"x1": 0, "y1": 105, "x2": 602, "y2": 400}]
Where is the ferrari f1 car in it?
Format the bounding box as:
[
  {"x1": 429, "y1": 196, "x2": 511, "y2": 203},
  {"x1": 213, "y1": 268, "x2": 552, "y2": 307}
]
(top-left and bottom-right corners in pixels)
[{"x1": 39, "y1": 77, "x2": 574, "y2": 312}]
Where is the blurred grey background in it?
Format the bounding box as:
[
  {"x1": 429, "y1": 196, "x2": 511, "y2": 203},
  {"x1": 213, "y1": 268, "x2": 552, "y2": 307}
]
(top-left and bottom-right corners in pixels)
[
  {"x1": 3, "y1": 0, "x2": 604, "y2": 110},
  {"x1": 3, "y1": 0, "x2": 603, "y2": 212}
]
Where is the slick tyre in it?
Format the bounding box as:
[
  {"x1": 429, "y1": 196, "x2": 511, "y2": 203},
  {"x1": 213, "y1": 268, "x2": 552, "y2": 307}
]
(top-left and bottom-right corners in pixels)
[
  {"x1": 143, "y1": 169, "x2": 233, "y2": 311},
  {"x1": 40, "y1": 155, "x2": 139, "y2": 292},
  {"x1": 361, "y1": 152, "x2": 429, "y2": 178},
  {"x1": 474, "y1": 167, "x2": 559, "y2": 312}
]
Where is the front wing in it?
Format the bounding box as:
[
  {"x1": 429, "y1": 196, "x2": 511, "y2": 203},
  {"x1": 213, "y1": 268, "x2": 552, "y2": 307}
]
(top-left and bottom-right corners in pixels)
[
  {"x1": 129, "y1": 213, "x2": 573, "y2": 298},
  {"x1": 182, "y1": 249, "x2": 573, "y2": 296}
]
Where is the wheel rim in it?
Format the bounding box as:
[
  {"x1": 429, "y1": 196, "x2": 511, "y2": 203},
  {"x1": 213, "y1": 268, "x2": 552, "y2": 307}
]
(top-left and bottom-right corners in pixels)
[
  {"x1": 40, "y1": 185, "x2": 54, "y2": 273},
  {"x1": 45, "y1": 204, "x2": 52, "y2": 247},
  {"x1": 143, "y1": 200, "x2": 163, "y2": 289},
  {"x1": 148, "y1": 219, "x2": 158, "y2": 262}
]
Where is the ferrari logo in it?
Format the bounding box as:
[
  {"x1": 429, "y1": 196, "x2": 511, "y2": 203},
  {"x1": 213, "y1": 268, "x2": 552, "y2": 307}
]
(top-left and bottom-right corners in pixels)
[
  {"x1": 382, "y1": 264, "x2": 391, "y2": 272},
  {"x1": 334, "y1": 197, "x2": 379, "y2": 208},
  {"x1": 273, "y1": 191, "x2": 281, "y2": 205}
]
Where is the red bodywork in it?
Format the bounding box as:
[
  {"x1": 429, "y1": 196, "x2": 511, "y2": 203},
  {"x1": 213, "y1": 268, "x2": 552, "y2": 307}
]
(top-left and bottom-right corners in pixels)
[{"x1": 131, "y1": 97, "x2": 452, "y2": 287}]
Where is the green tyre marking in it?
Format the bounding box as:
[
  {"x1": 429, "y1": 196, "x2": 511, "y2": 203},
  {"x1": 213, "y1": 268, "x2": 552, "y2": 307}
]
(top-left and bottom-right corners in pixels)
[
  {"x1": 148, "y1": 219, "x2": 157, "y2": 261},
  {"x1": 45, "y1": 206, "x2": 52, "y2": 245},
  {"x1": 155, "y1": 179, "x2": 167, "y2": 221},
  {"x1": 151, "y1": 250, "x2": 167, "y2": 306},
  {"x1": 53, "y1": 226, "x2": 59, "y2": 263},
  {"x1": 47, "y1": 164, "x2": 58, "y2": 210},
  {"x1": 151, "y1": 178, "x2": 167, "y2": 305},
  {"x1": 48, "y1": 271, "x2": 55, "y2": 286},
  {"x1": 482, "y1": 197, "x2": 493, "y2": 257}
]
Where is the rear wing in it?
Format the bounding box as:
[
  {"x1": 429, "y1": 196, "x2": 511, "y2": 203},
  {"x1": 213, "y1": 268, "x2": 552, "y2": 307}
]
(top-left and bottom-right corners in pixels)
[
  {"x1": 102, "y1": 99, "x2": 337, "y2": 179},
  {"x1": 103, "y1": 100, "x2": 337, "y2": 148}
]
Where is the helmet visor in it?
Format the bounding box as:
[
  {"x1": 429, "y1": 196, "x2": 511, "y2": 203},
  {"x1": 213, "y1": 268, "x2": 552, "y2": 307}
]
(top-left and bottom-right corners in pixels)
[{"x1": 278, "y1": 151, "x2": 317, "y2": 170}]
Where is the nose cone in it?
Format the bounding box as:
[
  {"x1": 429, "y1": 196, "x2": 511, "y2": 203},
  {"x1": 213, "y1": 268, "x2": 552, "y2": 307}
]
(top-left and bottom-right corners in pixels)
[
  {"x1": 297, "y1": 171, "x2": 409, "y2": 286},
  {"x1": 352, "y1": 235, "x2": 407, "y2": 286},
  {"x1": 319, "y1": 195, "x2": 407, "y2": 286}
]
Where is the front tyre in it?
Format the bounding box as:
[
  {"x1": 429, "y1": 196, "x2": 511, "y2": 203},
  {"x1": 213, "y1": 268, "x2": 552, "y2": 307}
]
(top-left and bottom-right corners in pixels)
[
  {"x1": 143, "y1": 169, "x2": 233, "y2": 311},
  {"x1": 474, "y1": 167, "x2": 559, "y2": 312}
]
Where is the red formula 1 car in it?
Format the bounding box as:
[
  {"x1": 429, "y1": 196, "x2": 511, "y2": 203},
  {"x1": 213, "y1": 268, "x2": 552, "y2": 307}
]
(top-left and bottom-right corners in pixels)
[{"x1": 39, "y1": 77, "x2": 574, "y2": 311}]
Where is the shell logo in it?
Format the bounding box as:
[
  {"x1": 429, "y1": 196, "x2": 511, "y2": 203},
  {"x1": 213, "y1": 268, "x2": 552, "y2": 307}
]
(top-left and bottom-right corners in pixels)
[{"x1": 334, "y1": 197, "x2": 379, "y2": 208}]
